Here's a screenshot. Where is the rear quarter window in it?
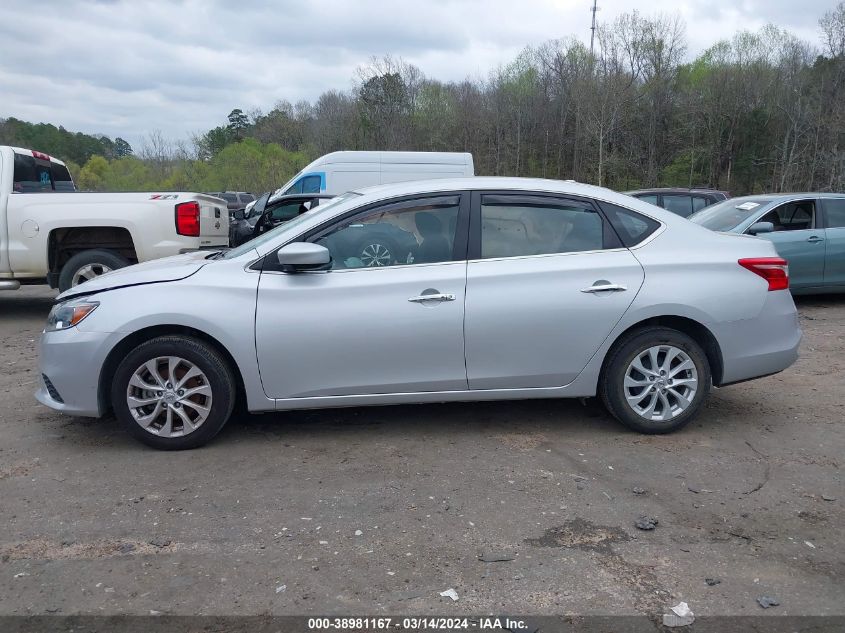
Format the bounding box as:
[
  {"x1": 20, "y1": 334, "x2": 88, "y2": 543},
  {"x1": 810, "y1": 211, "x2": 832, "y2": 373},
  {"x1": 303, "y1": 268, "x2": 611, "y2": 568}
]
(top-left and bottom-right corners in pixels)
[
  {"x1": 51, "y1": 163, "x2": 75, "y2": 192},
  {"x1": 599, "y1": 202, "x2": 661, "y2": 247}
]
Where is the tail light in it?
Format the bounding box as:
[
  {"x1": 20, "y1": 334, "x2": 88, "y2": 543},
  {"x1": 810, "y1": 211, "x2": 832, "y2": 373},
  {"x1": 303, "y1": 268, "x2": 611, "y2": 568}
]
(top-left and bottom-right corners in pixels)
[
  {"x1": 32, "y1": 150, "x2": 52, "y2": 161},
  {"x1": 738, "y1": 257, "x2": 789, "y2": 291},
  {"x1": 175, "y1": 201, "x2": 200, "y2": 236}
]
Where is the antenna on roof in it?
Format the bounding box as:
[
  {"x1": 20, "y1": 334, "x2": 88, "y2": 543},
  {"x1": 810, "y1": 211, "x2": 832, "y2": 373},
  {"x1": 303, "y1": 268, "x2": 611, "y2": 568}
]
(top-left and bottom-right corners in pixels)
[{"x1": 589, "y1": 0, "x2": 600, "y2": 56}]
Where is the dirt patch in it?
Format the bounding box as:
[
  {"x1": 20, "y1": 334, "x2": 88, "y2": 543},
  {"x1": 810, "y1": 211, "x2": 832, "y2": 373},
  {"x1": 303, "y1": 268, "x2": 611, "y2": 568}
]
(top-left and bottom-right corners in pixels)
[
  {"x1": 0, "y1": 459, "x2": 40, "y2": 480},
  {"x1": 0, "y1": 538, "x2": 168, "y2": 561},
  {"x1": 493, "y1": 431, "x2": 548, "y2": 450},
  {"x1": 525, "y1": 518, "x2": 631, "y2": 553},
  {"x1": 525, "y1": 519, "x2": 668, "y2": 615}
]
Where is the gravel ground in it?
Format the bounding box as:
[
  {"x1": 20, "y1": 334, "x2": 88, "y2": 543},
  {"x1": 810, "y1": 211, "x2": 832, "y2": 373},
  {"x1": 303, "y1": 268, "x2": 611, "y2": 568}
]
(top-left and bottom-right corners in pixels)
[{"x1": 0, "y1": 286, "x2": 842, "y2": 618}]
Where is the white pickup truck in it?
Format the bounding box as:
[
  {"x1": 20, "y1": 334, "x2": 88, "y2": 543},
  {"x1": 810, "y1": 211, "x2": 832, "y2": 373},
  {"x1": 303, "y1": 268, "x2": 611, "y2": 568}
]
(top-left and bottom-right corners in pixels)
[{"x1": 0, "y1": 146, "x2": 229, "y2": 292}]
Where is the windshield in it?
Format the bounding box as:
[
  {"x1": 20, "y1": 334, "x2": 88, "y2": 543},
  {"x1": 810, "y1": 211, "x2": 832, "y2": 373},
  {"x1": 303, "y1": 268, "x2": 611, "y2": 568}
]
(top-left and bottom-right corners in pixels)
[
  {"x1": 221, "y1": 192, "x2": 361, "y2": 259},
  {"x1": 688, "y1": 197, "x2": 773, "y2": 231}
]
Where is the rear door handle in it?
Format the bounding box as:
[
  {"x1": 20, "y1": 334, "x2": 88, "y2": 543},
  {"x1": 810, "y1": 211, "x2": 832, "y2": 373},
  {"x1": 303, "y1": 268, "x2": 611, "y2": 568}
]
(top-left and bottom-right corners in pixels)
[
  {"x1": 807, "y1": 235, "x2": 824, "y2": 243},
  {"x1": 408, "y1": 293, "x2": 455, "y2": 303},
  {"x1": 581, "y1": 284, "x2": 627, "y2": 293}
]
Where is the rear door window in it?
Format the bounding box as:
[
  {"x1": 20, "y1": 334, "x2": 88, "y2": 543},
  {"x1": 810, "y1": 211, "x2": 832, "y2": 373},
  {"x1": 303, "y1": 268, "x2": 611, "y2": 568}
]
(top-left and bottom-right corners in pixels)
[
  {"x1": 662, "y1": 194, "x2": 694, "y2": 217},
  {"x1": 691, "y1": 196, "x2": 709, "y2": 212},
  {"x1": 822, "y1": 198, "x2": 845, "y2": 228},
  {"x1": 635, "y1": 194, "x2": 658, "y2": 205},
  {"x1": 479, "y1": 194, "x2": 609, "y2": 258}
]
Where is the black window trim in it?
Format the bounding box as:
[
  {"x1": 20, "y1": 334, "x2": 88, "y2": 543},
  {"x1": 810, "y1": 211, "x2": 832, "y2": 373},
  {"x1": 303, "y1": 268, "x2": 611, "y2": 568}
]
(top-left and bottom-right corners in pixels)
[
  {"x1": 258, "y1": 190, "x2": 471, "y2": 273},
  {"x1": 467, "y1": 190, "x2": 624, "y2": 261}
]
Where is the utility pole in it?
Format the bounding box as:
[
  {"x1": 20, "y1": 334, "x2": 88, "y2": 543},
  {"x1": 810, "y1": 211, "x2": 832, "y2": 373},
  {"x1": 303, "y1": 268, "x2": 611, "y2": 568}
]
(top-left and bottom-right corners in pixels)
[{"x1": 589, "y1": 0, "x2": 599, "y2": 56}]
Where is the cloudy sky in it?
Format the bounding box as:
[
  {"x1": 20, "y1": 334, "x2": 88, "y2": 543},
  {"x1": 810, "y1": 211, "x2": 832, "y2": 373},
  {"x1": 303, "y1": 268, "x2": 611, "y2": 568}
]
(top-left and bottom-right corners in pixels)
[{"x1": 0, "y1": 0, "x2": 832, "y2": 148}]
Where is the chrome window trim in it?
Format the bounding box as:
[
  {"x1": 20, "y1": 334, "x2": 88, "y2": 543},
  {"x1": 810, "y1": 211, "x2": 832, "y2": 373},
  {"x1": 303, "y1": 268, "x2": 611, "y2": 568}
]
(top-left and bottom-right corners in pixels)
[{"x1": 467, "y1": 247, "x2": 629, "y2": 265}]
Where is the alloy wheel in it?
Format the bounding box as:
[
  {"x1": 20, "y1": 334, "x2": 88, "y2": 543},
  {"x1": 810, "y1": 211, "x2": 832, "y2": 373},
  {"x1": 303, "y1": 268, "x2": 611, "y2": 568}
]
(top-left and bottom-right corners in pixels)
[
  {"x1": 71, "y1": 263, "x2": 113, "y2": 286},
  {"x1": 623, "y1": 345, "x2": 698, "y2": 421},
  {"x1": 126, "y1": 356, "x2": 212, "y2": 437}
]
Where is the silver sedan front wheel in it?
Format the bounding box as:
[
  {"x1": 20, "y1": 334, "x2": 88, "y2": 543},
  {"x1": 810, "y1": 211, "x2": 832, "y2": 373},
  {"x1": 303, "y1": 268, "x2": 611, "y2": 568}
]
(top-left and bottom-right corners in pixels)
[
  {"x1": 624, "y1": 345, "x2": 698, "y2": 421},
  {"x1": 126, "y1": 356, "x2": 212, "y2": 437}
]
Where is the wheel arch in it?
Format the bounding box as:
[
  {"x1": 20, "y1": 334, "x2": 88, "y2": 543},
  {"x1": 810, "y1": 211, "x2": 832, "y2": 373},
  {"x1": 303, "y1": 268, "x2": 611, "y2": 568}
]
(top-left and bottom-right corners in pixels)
[
  {"x1": 48, "y1": 226, "x2": 138, "y2": 282},
  {"x1": 600, "y1": 315, "x2": 724, "y2": 387},
  {"x1": 98, "y1": 325, "x2": 247, "y2": 414}
]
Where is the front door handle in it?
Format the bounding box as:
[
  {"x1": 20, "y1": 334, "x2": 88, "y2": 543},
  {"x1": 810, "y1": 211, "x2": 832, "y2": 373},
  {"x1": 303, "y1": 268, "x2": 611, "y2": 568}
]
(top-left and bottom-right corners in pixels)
[
  {"x1": 581, "y1": 283, "x2": 627, "y2": 293},
  {"x1": 807, "y1": 235, "x2": 824, "y2": 243},
  {"x1": 408, "y1": 293, "x2": 455, "y2": 303}
]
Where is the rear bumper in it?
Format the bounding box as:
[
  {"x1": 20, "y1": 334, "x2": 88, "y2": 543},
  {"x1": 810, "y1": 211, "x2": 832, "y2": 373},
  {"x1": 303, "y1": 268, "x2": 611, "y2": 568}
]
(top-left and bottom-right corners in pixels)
[
  {"x1": 36, "y1": 328, "x2": 116, "y2": 417},
  {"x1": 715, "y1": 290, "x2": 801, "y2": 385}
]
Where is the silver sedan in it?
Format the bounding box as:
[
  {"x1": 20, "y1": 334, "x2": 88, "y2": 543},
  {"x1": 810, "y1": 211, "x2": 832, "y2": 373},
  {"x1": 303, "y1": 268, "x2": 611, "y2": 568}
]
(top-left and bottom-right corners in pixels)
[{"x1": 36, "y1": 178, "x2": 801, "y2": 449}]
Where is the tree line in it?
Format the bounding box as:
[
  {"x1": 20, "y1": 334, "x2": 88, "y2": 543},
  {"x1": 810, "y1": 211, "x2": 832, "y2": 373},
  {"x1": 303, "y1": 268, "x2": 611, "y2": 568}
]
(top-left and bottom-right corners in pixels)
[{"x1": 3, "y1": 4, "x2": 845, "y2": 196}]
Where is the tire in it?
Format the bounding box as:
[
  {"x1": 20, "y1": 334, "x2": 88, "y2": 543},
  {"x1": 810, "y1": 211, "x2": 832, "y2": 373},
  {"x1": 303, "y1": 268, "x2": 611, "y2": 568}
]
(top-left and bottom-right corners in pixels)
[
  {"x1": 111, "y1": 336, "x2": 236, "y2": 450},
  {"x1": 59, "y1": 249, "x2": 130, "y2": 292},
  {"x1": 599, "y1": 327, "x2": 711, "y2": 434}
]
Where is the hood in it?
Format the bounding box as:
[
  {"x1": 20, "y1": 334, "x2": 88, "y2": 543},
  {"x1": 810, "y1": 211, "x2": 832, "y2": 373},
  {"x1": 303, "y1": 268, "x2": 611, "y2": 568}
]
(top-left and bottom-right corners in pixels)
[{"x1": 57, "y1": 250, "x2": 213, "y2": 302}]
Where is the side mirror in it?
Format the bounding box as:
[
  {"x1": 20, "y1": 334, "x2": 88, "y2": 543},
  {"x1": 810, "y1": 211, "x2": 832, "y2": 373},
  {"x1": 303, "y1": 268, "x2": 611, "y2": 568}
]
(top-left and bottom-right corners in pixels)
[
  {"x1": 748, "y1": 221, "x2": 774, "y2": 235},
  {"x1": 233, "y1": 209, "x2": 245, "y2": 221},
  {"x1": 276, "y1": 242, "x2": 331, "y2": 272}
]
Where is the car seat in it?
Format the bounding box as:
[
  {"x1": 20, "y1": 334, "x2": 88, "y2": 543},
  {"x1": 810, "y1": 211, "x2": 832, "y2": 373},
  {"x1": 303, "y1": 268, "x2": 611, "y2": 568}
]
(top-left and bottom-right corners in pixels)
[{"x1": 415, "y1": 212, "x2": 452, "y2": 263}]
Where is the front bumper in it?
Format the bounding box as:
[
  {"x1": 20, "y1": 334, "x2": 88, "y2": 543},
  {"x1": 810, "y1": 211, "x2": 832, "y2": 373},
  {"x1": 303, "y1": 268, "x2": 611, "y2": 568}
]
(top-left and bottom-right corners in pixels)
[
  {"x1": 35, "y1": 327, "x2": 116, "y2": 417},
  {"x1": 715, "y1": 290, "x2": 802, "y2": 385}
]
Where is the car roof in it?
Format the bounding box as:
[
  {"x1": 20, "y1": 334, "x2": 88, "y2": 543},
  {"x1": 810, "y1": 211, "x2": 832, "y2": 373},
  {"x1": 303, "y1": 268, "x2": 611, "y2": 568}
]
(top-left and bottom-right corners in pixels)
[
  {"x1": 347, "y1": 176, "x2": 685, "y2": 223},
  {"x1": 624, "y1": 187, "x2": 728, "y2": 195},
  {"x1": 725, "y1": 192, "x2": 845, "y2": 203}
]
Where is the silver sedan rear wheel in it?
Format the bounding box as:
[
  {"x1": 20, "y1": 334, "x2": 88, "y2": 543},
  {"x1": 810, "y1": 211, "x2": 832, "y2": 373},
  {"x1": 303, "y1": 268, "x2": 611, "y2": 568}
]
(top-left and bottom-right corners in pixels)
[
  {"x1": 623, "y1": 345, "x2": 698, "y2": 421},
  {"x1": 126, "y1": 356, "x2": 212, "y2": 437}
]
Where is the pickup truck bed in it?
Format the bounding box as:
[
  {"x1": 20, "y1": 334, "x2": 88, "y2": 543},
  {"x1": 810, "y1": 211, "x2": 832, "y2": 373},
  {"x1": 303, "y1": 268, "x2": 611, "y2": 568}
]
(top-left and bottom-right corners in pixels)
[{"x1": 0, "y1": 146, "x2": 229, "y2": 291}]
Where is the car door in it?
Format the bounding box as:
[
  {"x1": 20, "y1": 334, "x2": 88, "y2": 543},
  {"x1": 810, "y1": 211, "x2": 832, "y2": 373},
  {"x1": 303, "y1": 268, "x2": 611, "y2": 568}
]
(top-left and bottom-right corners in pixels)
[
  {"x1": 821, "y1": 197, "x2": 845, "y2": 288},
  {"x1": 255, "y1": 193, "x2": 470, "y2": 399},
  {"x1": 751, "y1": 199, "x2": 825, "y2": 290},
  {"x1": 464, "y1": 192, "x2": 645, "y2": 390}
]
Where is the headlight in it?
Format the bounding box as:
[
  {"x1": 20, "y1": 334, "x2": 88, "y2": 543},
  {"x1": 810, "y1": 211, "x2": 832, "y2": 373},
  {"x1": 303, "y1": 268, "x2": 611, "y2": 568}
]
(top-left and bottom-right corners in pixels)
[{"x1": 45, "y1": 301, "x2": 99, "y2": 332}]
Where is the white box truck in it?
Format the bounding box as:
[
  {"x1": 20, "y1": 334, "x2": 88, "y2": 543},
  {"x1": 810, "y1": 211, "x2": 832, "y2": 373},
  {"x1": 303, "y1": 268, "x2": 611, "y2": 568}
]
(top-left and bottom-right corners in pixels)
[{"x1": 272, "y1": 151, "x2": 475, "y2": 198}]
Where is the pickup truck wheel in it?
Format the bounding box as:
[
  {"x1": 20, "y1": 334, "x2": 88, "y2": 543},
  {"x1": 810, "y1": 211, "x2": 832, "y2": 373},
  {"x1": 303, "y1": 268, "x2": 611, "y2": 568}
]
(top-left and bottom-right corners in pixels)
[{"x1": 59, "y1": 249, "x2": 130, "y2": 292}]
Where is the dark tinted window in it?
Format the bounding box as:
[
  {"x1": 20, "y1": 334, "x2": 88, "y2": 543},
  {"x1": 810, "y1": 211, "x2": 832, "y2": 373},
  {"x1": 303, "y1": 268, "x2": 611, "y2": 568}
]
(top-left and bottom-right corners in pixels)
[
  {"x1": 13, "y1": 153, "x2": 52, "y2": 192},
  {"x1": 599, "y1": 202, "x2": 661, "y2": 247},
  {"x1": 759, "y1": 200, "x2": 815, "y2": 231},
  {"x1": 635, "y1": 194, "x2": 658, "y2": 205},
  {"x1": 239, "y1": 193, "x2": 255, "y2": 204},
  {"x1": 691, "y1": 196, "x2": 709, "y2": 212},
  {"x1": 480, "y1": 195, "x2": 605, "y2": 258},
  {"x1": 269, "y1": 201, "x2": 303, "y2": 222},
  {"x1": 662, "y1": 194, "x2": 694, "y2": 217},
  {"x1": 823, "y1": 198, "x2": 845, "y2": 228},
  {"x1": 220, "y1": 193, "x2": 237, "y2": 202}
]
